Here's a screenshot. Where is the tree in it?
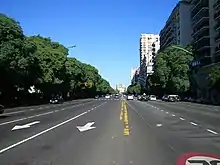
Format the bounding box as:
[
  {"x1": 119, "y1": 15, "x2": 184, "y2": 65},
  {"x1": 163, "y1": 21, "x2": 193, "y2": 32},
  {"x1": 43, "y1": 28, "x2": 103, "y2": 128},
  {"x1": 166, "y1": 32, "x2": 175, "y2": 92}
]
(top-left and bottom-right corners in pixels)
[
  {"x1": 26, "y1": 35, "x2": 68, "y2": 98},
  {"x1": 0, "y1": 13, "x2": 114, "y2": 106},
  {"x1": 149, "y1": 45, "x2": 193, "y2": 95},
  {"x1": 0, "y1": 13, "x2": 41, "y2": 104},
  {"x1": 208, "y1": 66, "x2": 220, "y2": 91},
  {"x1": 127, "y1": 83, "x2": 141, "y2": 94}
]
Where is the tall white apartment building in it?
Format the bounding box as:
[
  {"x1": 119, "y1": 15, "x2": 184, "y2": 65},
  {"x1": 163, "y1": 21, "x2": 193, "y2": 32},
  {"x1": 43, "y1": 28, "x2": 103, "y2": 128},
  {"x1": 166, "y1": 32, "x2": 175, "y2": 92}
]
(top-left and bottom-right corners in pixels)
[
  {"x1": 139, "y1": 34, "x2": 160, "y2": 86},
  {"x1": 116, "y1": 84, "x2": 126, "y2": 94}
]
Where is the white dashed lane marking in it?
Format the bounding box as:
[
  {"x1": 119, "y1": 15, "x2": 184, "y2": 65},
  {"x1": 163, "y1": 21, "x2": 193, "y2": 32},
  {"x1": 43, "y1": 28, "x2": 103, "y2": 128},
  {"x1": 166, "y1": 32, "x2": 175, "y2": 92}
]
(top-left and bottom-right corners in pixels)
[
  {"x1": 206, "y1": 129, "x2": 218, "y2": 135},
  {"x1": 146, "y1": 103, "x2": 220, "y2": 137},
  {"x1": 190, "y1": 122, "x2": 198, "y2": 126}
]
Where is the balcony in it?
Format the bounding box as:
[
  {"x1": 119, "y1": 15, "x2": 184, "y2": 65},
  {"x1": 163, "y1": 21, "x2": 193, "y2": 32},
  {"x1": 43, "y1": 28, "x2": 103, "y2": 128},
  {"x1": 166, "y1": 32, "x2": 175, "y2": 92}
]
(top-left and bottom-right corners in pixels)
[
  {"x1": 214, "y1": 0, "x2": 220, "y2": 9},
  {"x1": 194, "y1": 36, "x2": 210, "y2": 44},
  {"x1": 192, "y1": 6, "x2": 209, "y2": 21},
  {"x1": 191, "y1": 0, "x2": 209, "y2": 19},
  {"x1": 197, "y1": 45, "x2": 210, "y2": 52},
  {"x1": 215, "y1": 21, "x2": 220, "y2": 31},
  {"x1": 215, "y1": 33, "x2": 220, "y2": 42},
  {"x1": 194, "y1": 35, "x2": 210, "y2": 52},
  {"x1": 161, "y1": 35, "x2": 175, "y2": 48},
  {"x1": 192, "y1": 15, "x2": 209, "y2": 29},
  {"x1": 193, "y1": 28, "x2": 209, "y2": 41},
  {"x1": 191, "y1": 0, "x2": 200, "y2": 6},
  {"x1": 192, "y1": 24, "x2": 209, "y2": 37},
  {"x1": 215, "y1": 10, "x2": 220, "y2": 21},
  {"x1": 215, "y1": 46, "x2": 220, "y2": 55}
]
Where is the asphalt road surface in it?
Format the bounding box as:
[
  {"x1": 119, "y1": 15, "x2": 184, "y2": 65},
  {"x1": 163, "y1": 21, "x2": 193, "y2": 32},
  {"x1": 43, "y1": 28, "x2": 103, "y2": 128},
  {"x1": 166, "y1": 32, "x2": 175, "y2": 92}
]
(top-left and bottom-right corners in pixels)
[{"x1": 0, "y1": 98, "x2": 220, "y2": 165}]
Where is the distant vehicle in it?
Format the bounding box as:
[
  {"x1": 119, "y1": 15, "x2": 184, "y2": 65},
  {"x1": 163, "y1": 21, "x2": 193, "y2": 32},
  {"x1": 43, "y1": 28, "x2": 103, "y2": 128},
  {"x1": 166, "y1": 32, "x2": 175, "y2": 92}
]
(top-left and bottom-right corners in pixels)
[
  {"x1": 127, "y1": 95, "x2": 134, "y2": 100},
  {"x1": 137, "y1": 95, "x2": 142, "y2": 100},
  {"x1": 50, "y1": 97, "x2": 63, "y2": 104},
  {"x1": 149, "y1": 95, "x2": 157, "y2": 101},
  {"x1": 143, "y1": 95, "x2": 149, "y2": 101},
  {"x1": 167, "y1": 96, "x2": 176, "y2": 102},
  {"x1": 0, "y1": 104, "x2": 4, "y2": 114},
  {"x1": 114, "y1": 94, "x2": 119, "y2": 99},
  {"x1": 162, "y1": 95, "x2": 169, "y2": 101},
  {"x1": 167, "y1": 95, "x2": 180, "y2": 102},
  {"x1": 105, "y1": 95, "x2": 111, "y2": 99},
  {"x1": 175, "y1": 95, "x2": 180, "y2": 101},
  {"x1": 95, "y1": 95, "x2": 99, "y2": 99}
]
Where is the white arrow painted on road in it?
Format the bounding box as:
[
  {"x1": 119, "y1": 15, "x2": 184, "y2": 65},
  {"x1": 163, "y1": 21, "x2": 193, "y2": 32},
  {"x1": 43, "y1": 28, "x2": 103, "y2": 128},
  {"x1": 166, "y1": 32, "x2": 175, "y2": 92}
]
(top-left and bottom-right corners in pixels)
[
  {"x1": 12, "y1": 121, "x2": 40, "y2": 131},
  {"x1": 76, "y1": 122, "x2": 96, "y2": 132}
]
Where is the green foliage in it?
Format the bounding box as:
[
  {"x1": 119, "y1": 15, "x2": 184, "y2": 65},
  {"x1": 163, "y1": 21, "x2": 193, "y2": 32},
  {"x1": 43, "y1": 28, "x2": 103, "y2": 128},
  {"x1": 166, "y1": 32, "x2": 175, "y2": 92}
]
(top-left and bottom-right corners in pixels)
[
  {"x1": 208, "y1": 66, "x2": 220, "y2": 91},
  {"x1": 149, "y1": 45, "x2": 193, "y2": 95},
  {"x1": 127, "y1": 83, "x2": 141, "y2": 94},
  {"x1": 0, "y1": 13, "x2": 113, "y2": 105},
  {"x1": 0, "y1": 13, "x2": 41, "y2": 103}
]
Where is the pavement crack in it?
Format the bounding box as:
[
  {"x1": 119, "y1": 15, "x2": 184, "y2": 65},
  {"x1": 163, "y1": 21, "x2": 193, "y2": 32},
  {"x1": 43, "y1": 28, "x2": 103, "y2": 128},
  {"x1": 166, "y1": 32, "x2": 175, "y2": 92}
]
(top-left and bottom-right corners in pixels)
[{"x1": 166, "y1": 143, "x2": 176, "y2": 152}]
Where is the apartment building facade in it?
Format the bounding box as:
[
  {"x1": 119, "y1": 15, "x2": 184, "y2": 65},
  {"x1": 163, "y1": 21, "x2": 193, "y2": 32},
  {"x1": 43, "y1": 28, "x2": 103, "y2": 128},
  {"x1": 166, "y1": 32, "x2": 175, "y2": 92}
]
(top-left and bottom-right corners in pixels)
[
  {"x1": 131, "y1": 67, "x2": 140, "y2": 85},
  {"x1": 160, "y1": 0, "x2": 192, "y2": 50},
  {"x1": 190, "y1": 0, "x2": 220, "y2": 102},
  {"x1": 139, "y1": 34, "x2": 160, "y2": 87}
]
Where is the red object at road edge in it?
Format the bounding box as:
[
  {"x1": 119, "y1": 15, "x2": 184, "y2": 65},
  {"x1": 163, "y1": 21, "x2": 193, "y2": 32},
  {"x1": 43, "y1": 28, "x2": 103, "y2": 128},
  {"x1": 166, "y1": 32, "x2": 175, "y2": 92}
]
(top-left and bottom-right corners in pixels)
[{"x1": 177, "y1": 152, "x2": 220, "y2": 165}]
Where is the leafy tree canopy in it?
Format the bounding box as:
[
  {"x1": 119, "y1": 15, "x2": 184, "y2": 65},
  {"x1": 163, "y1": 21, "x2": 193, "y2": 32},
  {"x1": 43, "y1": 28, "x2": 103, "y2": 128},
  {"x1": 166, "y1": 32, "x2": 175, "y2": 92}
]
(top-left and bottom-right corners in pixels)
[
  {"x1": 0, "y1": 13, "x2": 113, "y2": 105},
  {"x1": 127, "y1": 83, "x2": 141, "y2": 94},
  {"x1": 149, "y1": 45, "x2": 193, "y2": 95}
]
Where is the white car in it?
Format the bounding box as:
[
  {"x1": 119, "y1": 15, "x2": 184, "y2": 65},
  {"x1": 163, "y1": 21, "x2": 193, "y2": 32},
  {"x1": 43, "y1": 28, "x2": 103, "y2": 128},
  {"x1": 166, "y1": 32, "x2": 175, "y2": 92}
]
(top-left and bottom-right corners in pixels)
[
  {"x1": 127, "y1": 95, "x2": 134, "y2": 100},
  {"x1": 105, "y1": 95, "x2": 110, "y2": 99},
  {"x1": 149, "y1": 95, "x2": 157, "y2": 101}
]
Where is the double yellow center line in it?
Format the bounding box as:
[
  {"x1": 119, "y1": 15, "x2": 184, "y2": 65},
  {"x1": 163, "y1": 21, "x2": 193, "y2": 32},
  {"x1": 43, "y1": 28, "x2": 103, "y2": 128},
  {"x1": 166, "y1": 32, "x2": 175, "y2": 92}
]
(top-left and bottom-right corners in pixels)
[{"x1": 120, "y1": 101, "x2": 130, "y2": 136}]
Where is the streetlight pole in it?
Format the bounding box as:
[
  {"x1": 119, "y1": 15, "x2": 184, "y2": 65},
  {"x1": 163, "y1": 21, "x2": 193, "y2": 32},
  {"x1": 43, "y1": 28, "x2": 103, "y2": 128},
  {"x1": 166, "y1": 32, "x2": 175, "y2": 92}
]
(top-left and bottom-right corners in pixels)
[
  {"x1": 67, "y1": 45, "x2": 76, "y2": 49},
  {"x1": 171, "y1": 45, "x2": 193, "y2": 55}
]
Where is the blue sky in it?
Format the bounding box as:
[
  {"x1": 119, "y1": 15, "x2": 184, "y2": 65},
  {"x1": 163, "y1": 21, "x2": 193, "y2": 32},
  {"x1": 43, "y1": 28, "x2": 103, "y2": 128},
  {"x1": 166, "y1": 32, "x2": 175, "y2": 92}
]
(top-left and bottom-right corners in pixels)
[{"x1": 1, "y1": 0, "x2": 179, "y2": 88}]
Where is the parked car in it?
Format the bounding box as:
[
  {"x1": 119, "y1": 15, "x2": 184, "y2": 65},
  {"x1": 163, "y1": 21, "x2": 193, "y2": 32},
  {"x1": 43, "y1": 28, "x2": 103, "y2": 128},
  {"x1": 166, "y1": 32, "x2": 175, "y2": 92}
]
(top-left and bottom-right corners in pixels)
[
  {"x1": 114, "y1": 94, "x2": 119, "y2": 99},
  {"x1": 166, "y1": 95, "x2": 180, "y2": 102},
  {"x1": 167, "y1": 96, "x2": 176, "y2": 102},
  {"x1": 149, "y1": 95, "x2": 157, "y2": 101},
  {"x1": 127, "y1": 95, "x2": 134, "y2": 100},
  {"x1": 137, "y1": 95, "x2": 142, "y2": 100},
  {"x1": 50, "y1": 97, "x2": 63, "y2": 104},
  {"x1": 105, "y1": 94, "x2": 111, "y2": 99},
  {"x1": 0, "y1": 104, "x2": 4, "y2": 114},
  {"x1": 162, "y1": 95, "x2": 169, "y2": 101}
]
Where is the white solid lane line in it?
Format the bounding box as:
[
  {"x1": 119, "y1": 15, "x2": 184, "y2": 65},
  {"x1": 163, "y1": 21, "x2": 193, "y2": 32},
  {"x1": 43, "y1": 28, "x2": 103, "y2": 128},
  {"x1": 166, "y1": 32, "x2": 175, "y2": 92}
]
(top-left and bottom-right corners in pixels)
[
  {"x1": 0, "y1": 118, "x2": 27, "y2": 126},
  {"x1": 190, "y1": 122, "x2": 198, "y2": 126},
  {"x1": 0, "y1": 110, "x2": 27, "y2": 116},
  {"x1": 1, "y1": 105, "x2": 51, "y2": 116},
  {"x1": 0, "y1": 102, "x2": 106, "y2": 154},
  {"x1": 0, "y1": 102, "x2": 89, "y2": 126},
  {"x1": 0, "y1": 112, "x2": 87, "y2": 154},
  {"x1": 206, "y1": 129, "x2": 218, "y2": 135}
]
